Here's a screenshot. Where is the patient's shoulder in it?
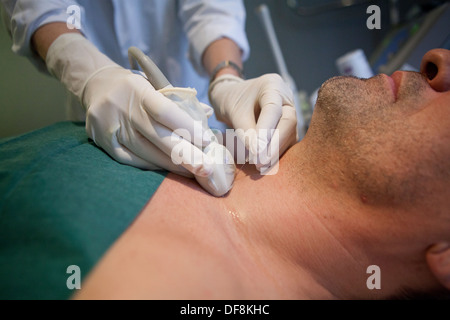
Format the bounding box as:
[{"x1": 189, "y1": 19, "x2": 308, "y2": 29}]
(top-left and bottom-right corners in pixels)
[{"x1": 75, "y1": 173, "x2": 252, "y2": 299}]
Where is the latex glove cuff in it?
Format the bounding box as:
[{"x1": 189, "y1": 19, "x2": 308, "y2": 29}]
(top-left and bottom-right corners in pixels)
[{"x1": 208, "y1": 74, "x2": 245, "y2": 117}]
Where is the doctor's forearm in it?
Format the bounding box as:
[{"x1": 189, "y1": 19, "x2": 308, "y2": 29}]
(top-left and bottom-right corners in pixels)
[
  {"x1": 31, "y1": 22, "x2": 82, "y2": 61},
  {"x1": 202, "y1": 38, "x2": 243, "y2": 81}
]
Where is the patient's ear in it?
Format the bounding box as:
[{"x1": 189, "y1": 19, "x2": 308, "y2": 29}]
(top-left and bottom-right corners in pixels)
[{"x1": 426, "y1": 243, "x2": 450, "y2": 290}]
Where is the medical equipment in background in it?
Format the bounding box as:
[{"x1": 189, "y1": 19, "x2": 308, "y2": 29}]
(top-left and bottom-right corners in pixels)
[
  {"x1": 336, "y1": 49, "x2": 374, "y2": 78},
  {"x1": 128, "y1": 47, "x2": 236, "y2": 197},
  {"x1": 286, "y1": 0, "x2": 378, "y2": 16},
  {"x1": 286, "y1": 0, "x2": 401, "y2": 28},
  {"x1": 307, "y1": 1, "x2": 449, "y2": 108},
  {"x1": 292, "y1": 0, "x2": 450, "y2": 76},
  {"x1": 255, "y1": 4, "x2": 309, "y2": 140},
  {"x1": 370, "y1": 2, "x2": 450, "y2": 75}
]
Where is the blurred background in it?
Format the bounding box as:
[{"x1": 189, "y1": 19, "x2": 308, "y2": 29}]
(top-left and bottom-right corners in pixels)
[{"x1": 1, "y1": 0, "x2": 449, "y2": 138}]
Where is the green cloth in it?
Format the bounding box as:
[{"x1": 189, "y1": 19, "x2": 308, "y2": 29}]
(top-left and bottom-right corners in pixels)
[{"x1": 0, "y1": 122, "x2": 167, "y2": 300}]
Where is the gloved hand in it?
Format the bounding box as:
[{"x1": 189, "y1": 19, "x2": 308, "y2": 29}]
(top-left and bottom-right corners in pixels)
[
  {"x1": 209, "y1": 74, "x2": 298, "y2": 173},
  {"x1": 46, "y1": 33, "x2": 214, "y2": 178}
]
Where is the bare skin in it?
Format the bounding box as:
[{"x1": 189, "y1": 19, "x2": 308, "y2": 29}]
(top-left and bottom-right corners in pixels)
[
  {"x1": 72, "y1": 148, "x2": 348, "y2": 300},
  {"x1": 73, "y1": 49, "x2": 450, "y2": 300}
]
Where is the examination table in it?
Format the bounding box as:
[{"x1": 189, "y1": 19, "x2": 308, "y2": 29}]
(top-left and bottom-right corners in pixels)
[{"x1": 0, "y1": 122, "x2": 167, "y2": 299}]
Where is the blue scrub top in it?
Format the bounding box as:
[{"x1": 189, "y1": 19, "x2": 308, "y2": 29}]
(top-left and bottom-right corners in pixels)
[{"x1": 1, "y1": 0, "x2": 250, "y2": 131}]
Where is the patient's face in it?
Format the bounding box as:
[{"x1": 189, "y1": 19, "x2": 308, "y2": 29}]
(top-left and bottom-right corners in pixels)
[{"x1": 312, "y1": 49, "x2": 450, "y2": 207}]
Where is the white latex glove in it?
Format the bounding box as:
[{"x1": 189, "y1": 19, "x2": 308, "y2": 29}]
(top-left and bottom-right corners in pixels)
[
  {"x1": 46, "y1": 33, "x2": 214, "y2": 178},
  {"x1": 209, "y1": 74, "x2": 298, "y2": 172}
]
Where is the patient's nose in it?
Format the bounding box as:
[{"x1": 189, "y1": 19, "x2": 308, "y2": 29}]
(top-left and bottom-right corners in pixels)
[{"x1": 420, "y1": 49, "x2": 450, "y2": 92}]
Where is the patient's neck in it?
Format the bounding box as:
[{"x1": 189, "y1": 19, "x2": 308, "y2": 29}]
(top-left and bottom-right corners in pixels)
[
  {"x1": 223, "y1": 142, "x2": 407, "y2": 299},
  {"x1": 154, "y1": 141, "x2": 422, "y2": 299}
]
